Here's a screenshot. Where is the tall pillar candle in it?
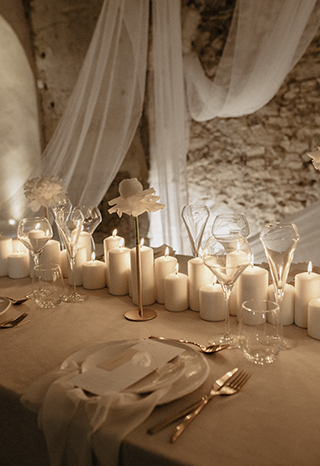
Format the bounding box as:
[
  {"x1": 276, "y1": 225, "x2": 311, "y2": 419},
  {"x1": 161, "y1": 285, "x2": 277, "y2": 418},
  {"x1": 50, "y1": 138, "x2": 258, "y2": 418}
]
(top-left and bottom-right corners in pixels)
[
  {"x1": 82, "y1": 254, "x2": 106, "y2": 289},
  {"x1": 164, "y1": 265, "x2": 189, "y2": 312},
  {"x1": 268, "y1": 284, "x2": 295, "y2": 326},
  {"x1": 79, "y1": 231, "x2": 92, "y2": 260},
  {"x1": 295, "y1": 263, "x2": 320, "y2": 328},
  {"x1": 237, "y1": 265, "x2": 268, "y2": 321},
  {"x1": 68, "y1": 245, "x2": 87, "y2": 286},
  {"x1": 199, "y1": 281, "x2": 225, "y2": 321},
  {"x1": 0, "y1": 235, "x2": 13, "y2": 276},
  {"x1": 154, "y1": 251, "x2": 177, "y2": 304},
  {"x1": 130, "y1": 244, "x2": 155, "y2": 306},
  {"x1": 307, "y1": 298, "x2": 320, "y2": 340},
  {"x1": 108, "y1": 244, "x2": 130, "y2": 295},
  {"x1": 103, "y1": 230, "x2": 125, "y2": 288},
  {"x1": 188, "y1": 257, "x2": 213, "y2": 311}
]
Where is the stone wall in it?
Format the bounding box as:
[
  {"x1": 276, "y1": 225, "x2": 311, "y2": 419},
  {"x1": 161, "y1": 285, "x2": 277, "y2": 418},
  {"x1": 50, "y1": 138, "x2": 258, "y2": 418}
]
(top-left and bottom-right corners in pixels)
[{"x1": 26, "y1": 0, "x2": 320, "y2": 244}]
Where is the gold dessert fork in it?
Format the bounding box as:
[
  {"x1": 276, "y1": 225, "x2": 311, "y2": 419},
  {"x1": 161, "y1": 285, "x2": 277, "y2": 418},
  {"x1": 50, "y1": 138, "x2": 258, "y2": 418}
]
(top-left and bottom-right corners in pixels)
[{"x1": 171, "y1": 370, "x2": 251, "y2": 443}]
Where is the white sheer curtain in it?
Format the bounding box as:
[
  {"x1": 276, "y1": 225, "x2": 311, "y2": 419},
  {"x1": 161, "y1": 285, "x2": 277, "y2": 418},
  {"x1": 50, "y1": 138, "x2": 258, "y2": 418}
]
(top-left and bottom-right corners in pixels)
[{"x1": 1, "y1": 0, "x2": 320, "y2": 254}]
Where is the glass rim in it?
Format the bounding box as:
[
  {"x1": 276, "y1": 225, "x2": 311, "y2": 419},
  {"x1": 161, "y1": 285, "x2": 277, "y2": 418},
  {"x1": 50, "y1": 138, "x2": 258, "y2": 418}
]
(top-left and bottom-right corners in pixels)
[{"x1": 242, "y1": 299, "x2": 279, "y2": 313}]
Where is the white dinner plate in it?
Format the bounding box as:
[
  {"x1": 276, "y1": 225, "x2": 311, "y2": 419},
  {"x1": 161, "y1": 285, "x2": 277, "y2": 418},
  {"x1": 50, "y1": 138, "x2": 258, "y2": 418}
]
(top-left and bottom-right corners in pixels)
[
  {"x1": 0, "y1": 297, "x2": 11, "y2": 316},
  {"x1": 61, "y1": 338, "x2": 210, "y2": 404}
]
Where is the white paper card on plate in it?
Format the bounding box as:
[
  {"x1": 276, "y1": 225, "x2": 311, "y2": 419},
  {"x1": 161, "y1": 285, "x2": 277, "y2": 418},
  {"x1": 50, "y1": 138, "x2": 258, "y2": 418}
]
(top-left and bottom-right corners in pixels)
[{"x1": 70, "y1": 339, "x2": 184, "y2": 396}]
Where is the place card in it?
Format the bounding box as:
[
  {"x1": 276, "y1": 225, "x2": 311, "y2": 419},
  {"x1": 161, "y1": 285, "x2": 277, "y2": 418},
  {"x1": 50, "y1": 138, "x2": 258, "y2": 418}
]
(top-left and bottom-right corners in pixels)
[{"x1": 70, "y1": 339, "x2": 184, "y2": 396}]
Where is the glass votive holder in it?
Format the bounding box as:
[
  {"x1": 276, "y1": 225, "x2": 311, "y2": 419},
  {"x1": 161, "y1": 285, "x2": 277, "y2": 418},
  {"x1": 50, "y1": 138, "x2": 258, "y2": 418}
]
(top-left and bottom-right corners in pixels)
[
  {"x1": 32, "y1": 263, "x2": 64, "y2": 309},
  {"x1": 239, "y1": 299, "x2": 282, "y2": 365}
]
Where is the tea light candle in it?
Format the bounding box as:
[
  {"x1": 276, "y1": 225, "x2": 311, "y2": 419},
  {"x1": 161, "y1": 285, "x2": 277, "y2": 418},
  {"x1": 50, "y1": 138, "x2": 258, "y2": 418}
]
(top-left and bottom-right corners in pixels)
[
  {"x1": 0, "y1": 235, "x2": 13, "y2": 276},
  {"x1": 307, "y1": 298, "x2": 320, "y2": 340},
  {"x1": 188, "y1": 256, "x2": 213, "y2": 311},
  {"x1": 237, "y1": 262, "x2": 268, "y2": 321},
  {"x1": 82, "y1": 252, "x2": 106, "y2": 289},
  {"x1": 79, "y1": 231, "x2": 92, "y2": 260},
  {"x1": 154, "y1": 247, "x2": 177, "y2": 304},
  {"x1": 199, "y1": 278, "x2": 225, "y2": 321},
  {"x1": 108, "y1": 239, "x2": 130, "y2": 295},
  {"x1": 164, "y1": 264, "x2": 189, "y2": 312},
  {"x1": 68, "y1": 245, "x2": 87, "y2": 286},
  {"x1": 295, "y1": 262, "x2": 320, "y2": 328},
  {"x1": 8, "y1": 245, "x2": 29, "y2": 279},
  {"x1": 130, "y1": 240, "x2": 155, "y2": 305},
  {"x1": 268, "y1": 283, "x2": 295, "y2": 326}
]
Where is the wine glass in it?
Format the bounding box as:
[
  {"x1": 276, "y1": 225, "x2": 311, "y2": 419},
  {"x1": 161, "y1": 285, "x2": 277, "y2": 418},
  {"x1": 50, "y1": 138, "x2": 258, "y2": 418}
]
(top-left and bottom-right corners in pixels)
[
  {"x1": 182, "y1": 205, "x2": 210, "y2": 256},
  {"x1": 76, "y1": 205, "x2": 102, "y2": 257},
  {"x1": 17, "y1": 217, "x2": 53, "y2": 298},
  {"x1": 55, "y1": 207, "x2": 87, "y2": 303},
  {"x1": 203, "y1": 234, "x2": 252, "y2": 348},
  {"x1": 212, "y1": 213, "x2": 250, "y2": 237},
  {"x1": 260, "y1": 222, "x2": 300, "y2": 349}
]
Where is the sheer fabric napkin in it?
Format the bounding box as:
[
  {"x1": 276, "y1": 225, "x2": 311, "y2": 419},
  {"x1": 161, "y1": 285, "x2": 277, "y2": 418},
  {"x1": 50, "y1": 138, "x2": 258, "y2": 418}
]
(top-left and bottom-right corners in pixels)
[{"x1": 21, "y1": 357, "x2": 170, "y2": 466}]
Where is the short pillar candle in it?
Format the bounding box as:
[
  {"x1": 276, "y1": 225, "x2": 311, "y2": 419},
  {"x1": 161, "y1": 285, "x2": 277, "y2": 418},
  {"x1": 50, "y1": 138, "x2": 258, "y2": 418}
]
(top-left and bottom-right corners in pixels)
[
  {"x1": 268, "y1": 284, "x2": 295, "y2": 326},
  {"x1": 8, "y1": 247, "x2": 29, "y2": 279},
  {"x1": 307, "y1": 298, "x2": 320, "y2": 340},
  {"x1": 164, "y1": 264, "x2": 189, "y2": 312},
  {"x1": 295, "y1": 262, "x2": 320, "y2": 328},
  {"x1": 0, "y1": 235, "x2": 13, "y2": 276},
  {"x1": 188, "y1": 257, "x2": 213, "y2": 312},
  {"x1": 154, "y1": 249, "x2": 177, "y2": 304},
  {"x1": 82, "y1": 253, "x2": 106, "y2": 289},
  {"x1": 199, "y1": 280, "x2": 225, "y2": 321},
  {"x1": 237, "y1": 264, "x2": 268, "y2": 321}
]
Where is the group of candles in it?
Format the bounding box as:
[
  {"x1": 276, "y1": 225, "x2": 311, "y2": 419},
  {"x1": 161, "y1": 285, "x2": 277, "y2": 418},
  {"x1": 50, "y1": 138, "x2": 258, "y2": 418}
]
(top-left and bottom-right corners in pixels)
[{"x1": 1, "y1": 230, "x2": 320, "y2": 339}]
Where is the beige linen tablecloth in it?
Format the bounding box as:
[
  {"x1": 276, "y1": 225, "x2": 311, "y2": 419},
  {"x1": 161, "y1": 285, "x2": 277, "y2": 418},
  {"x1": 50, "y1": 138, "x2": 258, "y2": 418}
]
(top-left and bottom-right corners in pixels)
[{"x1": 1, "y1": 276, "x2": 320, "y2": 466}]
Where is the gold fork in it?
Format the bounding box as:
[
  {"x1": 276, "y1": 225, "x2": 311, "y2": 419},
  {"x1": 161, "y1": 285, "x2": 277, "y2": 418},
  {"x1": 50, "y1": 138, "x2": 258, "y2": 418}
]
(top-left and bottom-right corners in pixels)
[{"x1": 171, "y1": 370, "x2": 251, "y2": 443}]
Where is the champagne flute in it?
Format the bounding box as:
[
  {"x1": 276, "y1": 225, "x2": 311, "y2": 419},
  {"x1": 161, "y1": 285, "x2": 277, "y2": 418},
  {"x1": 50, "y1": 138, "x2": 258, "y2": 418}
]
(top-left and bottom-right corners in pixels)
[
  {"x1": 17, "y1": 217, "x2": 53, "y2": 298},
  {"x1": 260, "y1": 222, "x2": 300, "y2": 349},
  {"x1": 55, "y1": 207, "x2": 87, "y2": 303},
  {"x1": 76, "y1": 205, "x2": 102, "y2": 257},
  {"x1": 203, "y1": 234, "x2": 252, "y2": 348},
  {"x1": 212, "y1": 213, "x2": 250, "y2": 237},
  {"x1": 182, "y1": 205, "x2": 210, "y2": 256}
]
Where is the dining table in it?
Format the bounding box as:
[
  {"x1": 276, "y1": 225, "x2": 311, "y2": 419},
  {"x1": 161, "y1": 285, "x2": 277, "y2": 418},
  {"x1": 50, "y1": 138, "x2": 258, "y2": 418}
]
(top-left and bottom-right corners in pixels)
[{"x1": 1, "y1": 258, "x2": 320, "y2": 466}]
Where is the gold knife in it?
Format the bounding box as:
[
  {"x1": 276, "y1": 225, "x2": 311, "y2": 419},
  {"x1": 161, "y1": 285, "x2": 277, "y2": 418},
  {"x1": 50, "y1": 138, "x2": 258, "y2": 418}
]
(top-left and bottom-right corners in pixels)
[{"x1": 147, "y1": 367, "x2": 238, "y2": 434}]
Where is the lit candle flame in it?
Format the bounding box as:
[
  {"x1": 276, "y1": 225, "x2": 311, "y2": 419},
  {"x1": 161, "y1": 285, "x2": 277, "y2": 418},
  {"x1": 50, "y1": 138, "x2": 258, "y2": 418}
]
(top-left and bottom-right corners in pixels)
[
  {"x1": 199, "y1": 247, "x2": 203, "y2": 258},
  {"x1": 213, "y1": 275, "x2": 217, "y2": 285},
  {"x1": 140, "y1": 238, "x2": 145, "y2": 247},
  {"x1": 35, "y1": 223, "x2": 40, "y2": 230},
  {"x1": 119, "y1": 238, "x2": 124, "y2": 248},
  {"x1": 250, "y1": 254, "x2": 254, "y2": 267},
  {"x1": 165, "y1": 246, "x2": 169, "y2": 257},
  {"x1": 308, "y1": 261, "x2": 313, "y2": 274},
  {"x1": 16, "y1": 244, "x2": 20, "y2": 254},
  {"x1": 112, "y1": 229, "x2": 117, "y2": 237},
  {"x1": 175, "y1": 263, "x2": 179, "y2": 274},
  {"x1": 91, "y1": 252, "x2": 96, "y2": 262}
]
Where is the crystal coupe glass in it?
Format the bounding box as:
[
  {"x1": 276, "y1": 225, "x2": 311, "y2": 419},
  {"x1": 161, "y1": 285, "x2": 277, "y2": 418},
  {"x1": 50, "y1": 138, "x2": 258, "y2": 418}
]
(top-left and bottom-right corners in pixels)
[
  {"x1": 260, "y1": 222, "x2": 300, "y2": 349},
  {"x1": 212, "y1": 213, "x2": 250, "y2": 238},
  {"x1": 203, "y1": 234, "x2": 252, "y2": 348}
]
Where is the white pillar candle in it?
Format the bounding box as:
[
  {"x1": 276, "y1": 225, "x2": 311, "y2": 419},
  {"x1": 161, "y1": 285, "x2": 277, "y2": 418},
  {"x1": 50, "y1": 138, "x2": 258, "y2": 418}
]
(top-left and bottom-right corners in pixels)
[
  {"x1": 79, "y1": 231, "x2": 92, "y2": 261},
  {"x1": 295, "y1": 262, "x2": 320, "y2": 328},
  {"x1": 237, "y1": 265, "x2": 268, "y2": 321},
  {"x1": 108, "y1": 244, "x2": 130, "y2": 295},
  {"x1": 8, "y1": 250, "x2": 29, "y2": 279},
  {"x1": 154, "y1": 249, "x2": 177, "y2": 304},
  {"x1": 268, "y1": 284, "x2": 295, "y2": 326},
  {"x1": 188, "y1": 257, "x2": 213, "y2": 312},
  {"x1": 130, "y1": 243, "x2": 155, "y2": 305},
  {"x1": 82, "y1": 254, "x2": 106, "y2": 290},
  {"x1": 29, "y1": 239, "x2": 62, "y2": 278},
  {"x1": 307, "y1": 298, "x2": 320, "y2": 340},
  {"x1": 164, "y1": 265, "x2": 189, "y2": 312},
  {"x1": 199, "y1": 281, "x2": 225, "y2": 321},
  {"x1": 103, "y1": 229, "x2": 124, "y2": 256},
  {"x1": 60, "y1": 249, "x2": 68, "y2": 278},
  {"x1": 0, "y1": 235, "x2": 13, "y2": 276},
  {"x1": 68, "y1": 245, "x2": 87, "y2": 286}
]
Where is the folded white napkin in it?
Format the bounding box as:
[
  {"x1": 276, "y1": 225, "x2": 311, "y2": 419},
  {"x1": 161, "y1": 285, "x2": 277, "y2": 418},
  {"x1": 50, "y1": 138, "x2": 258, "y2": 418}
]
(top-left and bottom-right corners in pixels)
[{"x1": 21, "y1": 358, "x2": 170, "y2": 466}]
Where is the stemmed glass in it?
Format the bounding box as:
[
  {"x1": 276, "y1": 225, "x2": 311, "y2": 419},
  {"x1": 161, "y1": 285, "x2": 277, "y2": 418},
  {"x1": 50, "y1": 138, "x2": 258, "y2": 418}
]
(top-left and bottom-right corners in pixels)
[
  {"x1": 212, "y1": 213, "x2": 250, "y2": 237},
  {"x1": 182, "y1": 205, "x2": 210, "y2": 256},
  {"x1": 76, "y1": 205, "x2": 102, "y2": 256},
  {"x1": 17, "y1": 217, "x2": 53, "y2": 297},
  {"x1": 203, "y1": 234, "x2": 252, "y2": 348},
  {"x1": 55, "y1": 207, "x2": 87, "y2": 303},
  {"x1": 260, "y1": 222, "x2": 300, "y2": 349}
]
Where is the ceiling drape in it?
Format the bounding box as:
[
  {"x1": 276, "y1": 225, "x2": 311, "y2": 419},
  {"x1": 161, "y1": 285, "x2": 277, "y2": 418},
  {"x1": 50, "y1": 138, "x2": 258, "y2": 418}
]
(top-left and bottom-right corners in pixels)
[{"x1": 1, "y1": 0, "x2": 319, "y2": 254}]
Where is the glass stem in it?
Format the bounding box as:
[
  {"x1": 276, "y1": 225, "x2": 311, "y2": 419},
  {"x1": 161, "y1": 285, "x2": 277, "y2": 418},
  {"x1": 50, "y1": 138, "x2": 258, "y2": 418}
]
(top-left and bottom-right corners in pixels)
[
  {"x1": 70, "y1": 256, "x2": 77, "y2": 296},
  {"x1": 33, "y1": 253, "x2": 40, "y2": 268},
  {"x1": 222, "y1": 284, "x2": 233, "y2": 337}
]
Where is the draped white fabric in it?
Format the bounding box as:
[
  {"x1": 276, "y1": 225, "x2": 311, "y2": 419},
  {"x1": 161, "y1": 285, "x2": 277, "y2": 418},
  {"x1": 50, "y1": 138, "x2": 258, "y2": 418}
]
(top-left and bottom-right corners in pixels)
[{"x1": 1, "y1": 0, "x2": 320, "y2": 255}]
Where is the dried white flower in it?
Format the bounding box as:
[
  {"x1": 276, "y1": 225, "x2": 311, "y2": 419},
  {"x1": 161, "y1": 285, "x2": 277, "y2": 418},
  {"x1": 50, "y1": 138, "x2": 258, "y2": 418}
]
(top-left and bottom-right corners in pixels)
[
  {"x1": 308, "y1": 148, "x2": 320, "y2": 171},
  {"x1": 24, "y1": 175, "x2": 68, "y2": 212},
  {"x1": 108, "y1": 178, "x2": 165, "y2": 218}
]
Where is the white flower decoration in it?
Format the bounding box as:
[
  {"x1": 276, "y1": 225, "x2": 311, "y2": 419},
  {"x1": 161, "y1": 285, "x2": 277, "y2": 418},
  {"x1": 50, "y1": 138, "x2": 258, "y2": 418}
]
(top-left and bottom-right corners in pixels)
[
  {"x1": 308, "y1": 148, "x2": 320, "y2": 170},
  {"x1": 24, "y1": 175, "x2": 68, "y2": 212},
  {"x1": 108, "y1": 178, "x2": 165, "y2": 218}
]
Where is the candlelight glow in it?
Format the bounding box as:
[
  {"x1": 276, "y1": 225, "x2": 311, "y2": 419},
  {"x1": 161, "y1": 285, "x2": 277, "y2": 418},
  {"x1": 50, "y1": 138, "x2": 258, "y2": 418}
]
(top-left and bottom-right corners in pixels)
[
  {"x1": 119, "y1": 238, "x2": 124, "y2": 248},
  {"x1": 91, "y1": 252, "x2": 96, "y2": 262},
  {"x1": 308, "y1": 261, "x2": 313, "y2": 274},
  {"x1": 140, "y1": 238, "x2": 145, "y2": 247},
  {"x1": 165, "y1": 246, "x2": 169, "y2": 257},
  {"x1": 175, "y1": 263, "x2": 179, "y2": 274},
  {"x1": 112, "y1": 229, "x2": 117, "y2": 237}
]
